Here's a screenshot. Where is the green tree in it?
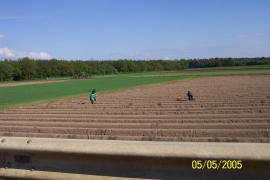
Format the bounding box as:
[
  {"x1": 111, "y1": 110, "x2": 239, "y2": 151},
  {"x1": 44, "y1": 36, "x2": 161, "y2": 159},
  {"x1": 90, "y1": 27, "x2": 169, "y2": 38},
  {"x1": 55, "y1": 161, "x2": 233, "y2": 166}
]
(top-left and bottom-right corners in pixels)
[
  {"x1": 57, "y1": 62, "x2": 74, "y2": 76},
  {"x1": 19, "y1": 57, "x2": 37, "y2": 80},
  {"x1": 0, "y1": 61, "x2": 14, "y2": 81}
]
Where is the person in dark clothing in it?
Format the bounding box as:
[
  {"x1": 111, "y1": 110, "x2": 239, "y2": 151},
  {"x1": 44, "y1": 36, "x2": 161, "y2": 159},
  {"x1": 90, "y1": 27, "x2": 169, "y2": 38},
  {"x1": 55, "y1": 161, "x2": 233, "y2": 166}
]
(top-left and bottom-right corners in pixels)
[{"x1": 187, "y1": 91, "x2": 194, "y2": 100}]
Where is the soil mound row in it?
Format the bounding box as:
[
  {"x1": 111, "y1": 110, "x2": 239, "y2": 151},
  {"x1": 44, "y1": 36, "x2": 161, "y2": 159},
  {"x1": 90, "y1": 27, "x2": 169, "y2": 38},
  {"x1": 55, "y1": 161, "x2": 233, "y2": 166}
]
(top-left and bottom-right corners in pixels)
[{"x1": 1, "y1": 76, "x2": 270, "y2": 142}]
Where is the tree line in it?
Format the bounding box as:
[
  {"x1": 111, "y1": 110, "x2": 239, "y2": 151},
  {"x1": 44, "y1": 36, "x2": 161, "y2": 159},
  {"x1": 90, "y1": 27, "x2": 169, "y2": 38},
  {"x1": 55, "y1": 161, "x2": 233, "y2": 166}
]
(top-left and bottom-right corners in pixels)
[{"x1": 0, "y1": 57, "x2": 269, "y2": 81}]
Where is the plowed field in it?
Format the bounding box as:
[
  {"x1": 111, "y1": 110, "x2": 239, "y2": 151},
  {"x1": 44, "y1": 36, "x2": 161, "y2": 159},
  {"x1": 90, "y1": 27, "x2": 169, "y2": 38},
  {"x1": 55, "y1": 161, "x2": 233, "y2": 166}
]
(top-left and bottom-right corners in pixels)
[{"x1": 1, "y1": 76, "x2": 270, "y2": 142}]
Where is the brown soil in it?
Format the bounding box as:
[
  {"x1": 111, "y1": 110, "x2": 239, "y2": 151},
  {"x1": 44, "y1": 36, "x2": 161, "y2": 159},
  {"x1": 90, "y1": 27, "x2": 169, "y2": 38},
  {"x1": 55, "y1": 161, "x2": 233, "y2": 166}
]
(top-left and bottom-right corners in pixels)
[
  {"x1": 0, "y1": 80, "x2": 71, "y2": 87},
  {"x1": 1, "y1": 76, "x2": 270, "y2": 142}
]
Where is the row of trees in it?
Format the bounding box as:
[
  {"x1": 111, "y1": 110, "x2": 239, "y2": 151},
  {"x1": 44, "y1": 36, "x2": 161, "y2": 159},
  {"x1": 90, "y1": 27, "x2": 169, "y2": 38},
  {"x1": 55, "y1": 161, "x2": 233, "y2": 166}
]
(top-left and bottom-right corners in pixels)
[{"x1": 0, "y1": 57, "x2": 269, "y2": 81}]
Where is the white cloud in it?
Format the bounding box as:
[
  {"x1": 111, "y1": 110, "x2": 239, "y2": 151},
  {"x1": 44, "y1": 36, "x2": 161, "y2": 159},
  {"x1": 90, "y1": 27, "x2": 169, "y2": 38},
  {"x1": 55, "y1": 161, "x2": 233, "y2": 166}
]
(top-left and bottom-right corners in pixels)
[
  {"x1": 237, "y1": 34, "x2": 249, "y2": 38},
  {"x1": 237, "y1": 32, "x2": 266, "y2": 39},
  {"x1": 27, "y1": 52, "x2": 51, "y2": 59},
  {"x1": 255, "y1": 32, "x2": 265, "y2": 36},
  {"x1": 0, "y1": 34, "x2": 5, "y2": 38},
  {"x1": 0, "y1": 47, "x2": 52, "y2": 59},
  {"x1": 0, "y1": 47, "x2": 16, "y2": 58}
]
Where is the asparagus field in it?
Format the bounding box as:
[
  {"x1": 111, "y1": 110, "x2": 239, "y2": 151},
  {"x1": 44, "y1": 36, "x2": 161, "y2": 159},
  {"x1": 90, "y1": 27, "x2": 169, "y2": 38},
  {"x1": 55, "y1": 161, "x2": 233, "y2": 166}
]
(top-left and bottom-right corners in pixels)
[{"x1": 0, "y1": 76, "x2": 269, "y2": 142}]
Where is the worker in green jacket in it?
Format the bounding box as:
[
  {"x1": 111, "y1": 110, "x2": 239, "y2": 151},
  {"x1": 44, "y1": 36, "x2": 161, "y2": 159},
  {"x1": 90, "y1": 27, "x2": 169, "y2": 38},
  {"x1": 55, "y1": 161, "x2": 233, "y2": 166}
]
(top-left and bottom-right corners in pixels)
[
  {"x1": 89, "y1": 92, "x2": 97, "y2": 104},
  {"x1": 89, "y1": 88, "x2": 97, "y2": 104}
]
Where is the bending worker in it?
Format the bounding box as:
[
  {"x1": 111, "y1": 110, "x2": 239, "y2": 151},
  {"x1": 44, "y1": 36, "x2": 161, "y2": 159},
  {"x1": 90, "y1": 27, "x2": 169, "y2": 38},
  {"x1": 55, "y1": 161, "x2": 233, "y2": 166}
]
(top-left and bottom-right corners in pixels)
[{"x1": 187, "y1": 91, "x2": 195, "y2": 100}]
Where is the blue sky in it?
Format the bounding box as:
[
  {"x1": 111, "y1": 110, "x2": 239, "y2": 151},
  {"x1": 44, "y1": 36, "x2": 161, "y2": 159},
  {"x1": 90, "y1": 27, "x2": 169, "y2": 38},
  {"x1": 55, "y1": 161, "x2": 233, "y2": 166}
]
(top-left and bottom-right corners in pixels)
[{"x1": 0, "y1": 0, "x2": 269, "y2": 60}]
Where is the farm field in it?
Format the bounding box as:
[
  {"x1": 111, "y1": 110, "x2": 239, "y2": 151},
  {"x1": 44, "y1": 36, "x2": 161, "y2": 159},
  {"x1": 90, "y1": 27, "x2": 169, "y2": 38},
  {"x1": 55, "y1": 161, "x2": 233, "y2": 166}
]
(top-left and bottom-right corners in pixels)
[
  {"x1": 1, "y1": 65, "x2": 270, "y2": 109},
  {"x1": 0, "y1": 76, "x2": 270, "y2": 142},
  {"x1": 0, "y1": 75, "x2": 188, "y2": 109},
  {"x1": 0, "y1": 79, "x2": 71, "y2": 87}
]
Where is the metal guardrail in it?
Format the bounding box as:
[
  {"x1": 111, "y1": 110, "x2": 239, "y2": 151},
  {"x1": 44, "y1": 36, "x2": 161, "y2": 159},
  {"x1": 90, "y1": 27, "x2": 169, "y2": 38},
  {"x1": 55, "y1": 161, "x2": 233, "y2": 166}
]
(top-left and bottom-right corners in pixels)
[{"x1": 0, "y1": 137, "x2": 270, "y2": 179}]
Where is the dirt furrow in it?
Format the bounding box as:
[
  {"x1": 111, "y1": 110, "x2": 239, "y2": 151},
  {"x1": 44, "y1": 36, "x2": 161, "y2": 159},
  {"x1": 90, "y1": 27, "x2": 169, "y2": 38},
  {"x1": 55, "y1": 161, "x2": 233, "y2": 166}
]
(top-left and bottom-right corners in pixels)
[
  {"x1": 0, "y1": 121, "x2": 269, "y2": 130},
  {"x1": 1, "y1": 76, "x2": 270, "y2": 142}
]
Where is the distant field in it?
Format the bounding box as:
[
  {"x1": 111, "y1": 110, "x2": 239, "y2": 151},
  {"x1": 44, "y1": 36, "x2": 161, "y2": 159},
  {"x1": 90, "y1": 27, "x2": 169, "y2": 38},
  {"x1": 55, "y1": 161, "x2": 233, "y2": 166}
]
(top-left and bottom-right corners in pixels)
[
  {"x1": 185, "y1": 64, "x2": 270, "y2": 71},
  {"x1": 0, "y1": 65, "x2": 269, "y2": 109},
  {"x1": 127, "y1": 65, "x2": 270, "y2": 77},
  {"x1": 0, "y1": 79, "x2": 72, "y2": 87},
  {"x1": 0, "y1": 76, "x2": 71, "y2": 84}
]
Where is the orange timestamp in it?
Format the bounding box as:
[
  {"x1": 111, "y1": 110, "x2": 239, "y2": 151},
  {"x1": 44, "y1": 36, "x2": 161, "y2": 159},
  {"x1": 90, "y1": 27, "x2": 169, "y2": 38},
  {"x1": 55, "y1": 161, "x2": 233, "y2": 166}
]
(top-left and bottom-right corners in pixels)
[{"x1": 192, "y1": 160, "x2": 243, "y2": 170}]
